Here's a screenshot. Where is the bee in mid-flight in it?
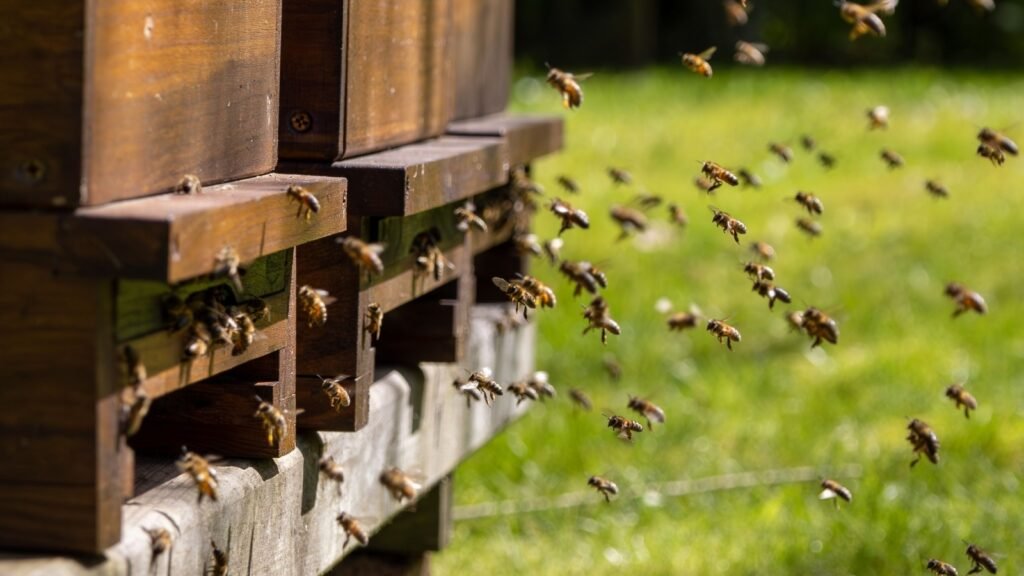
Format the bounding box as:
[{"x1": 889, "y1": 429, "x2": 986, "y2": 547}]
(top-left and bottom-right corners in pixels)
[
  {"x1": 627, "y1": 395, "x2": 666, "y2": 429},
  {"x1": 818, "y1": 151, "x2": 837, "y2": 169},
  {"x1": 769, "y1": 142, "x2": 794, "y2": 163},
  {"x1": 253, "y1": 395, "x2": 294, "y2": 448},
  {"x1": 143, "y1": 526, "x2": 172, "y2": 567},
  {"x1": 605, "y1": 413, "x2": 644, "y2": 441},
  {"x1": 668, "y1": 204, "x2": 689, "y2": 228},
  {"x1": 737, "y1": 168, "x2": 762, "y2": 188},
  {"x1": 977, "y1": 142, "x2": 1005, "y2": 166},
  {"x1": 177, "y1": 447, "x2": 219, "y2": 503},
  {"x1": 744, "y1": 262, "x2": 775, "y2": 282},
  {"x1": 545, "y1": 64, "x2": 592, "y2": 109},
  {"x1": 380, "y1": 467, "x2": 421, "y2": 503},
  {"x1": 213, "y1": 246, "x2": 244, "y2": 293},
  {"x1": 556, "y1": 175, "x2": 580, "y2": 194},
  {"x1": 608, "y1": 167, "x2": 633, "y2": 185},
  {"x1": 527, "y1": 371, "x2": 557, "y2": 400},
  {"x1": 710, "y1": 207, "x2": 748, "y2": 243},
  {"x1": 751, "y1": 241, "x2": 776, "y2": 261},
  {"x1": 454, "y1": 201, "x2": 488, "y2": 233},
  {"x1": 801, "y1": 135, "x2": 817, "y2": 151},
  {"x1": 752, "y1": 279, "x2": 792, "y2": 310},
  {"x1": 796, "y1": 218, "x2": 823, "y2": 238},
  {"x1": 338, "y1": 236, "x2": 385, "y2": 278},
  {"x1": 681, "y1": 46, "x2": 717, "y2": 77},
  {"x1": 286, "y1": 185, "x2": 320, "y2": 221},
  {"x1": 543, "y1": 238, "x2": 564, "y2": 265},
  {"x1": 319, "y1": 375, "x2": 352, "y2": 411},
  {"x1": 926, "y1": 559, "x2": 959, "y2": 576},
  {"x1": 838, "y1": 0, "x2": 893, "y2": 40},
  {"x1": 866, "y1": 105, "x2": 890, "y2": 129},
  {"x1": 207, "y1": 539, "x2": 229, "y2": 576},
  {"x1": 364, "y1": 302, "x2": 383, "y2": 344},
  {"x1": 794, "y1": 192, "x2": 824, "y2": 215},
  {"x1": 723, "y1": 0, "x2": 749, "y2": 26},
  {"x1": 734, "y1": 41, "x2": 768, "y2": 66},
  {"x1": 907, "y1": 418, "x2": 940, "y2": 467},
  {"x1": 515, "y1": 274, "x2": 557, "y2": 309},
  {"x1": 707, "y1": 318, "x2": 742, "y2": 350},
  {"x1": 667, "y1": 307, "x2": 702, "y2": 331},
  {"x1": 582, "y1": 296, "x2": 621, "y2": 345},
  {"x1": 337, "y1": 512, "x2": 369, "y2": 548},
  {"x1": 559, "y1": 260, "x2": 607, "y2": 297},
  {"x1": 411, "y1": 229, "x2": 454, "y2": 281},
  {"x1": 880, "y1": 148, "x2": 904, "y2": 169},
  {"x1": 120, "y1": 345, "x2": 151, "y2": 437},
  {"x1": 945, "y1": 283, "x2": 987, "y2": 318},
  {"x1": 701, "y1": 161, "x2": 740, "y2": 192},
  {"x1": 319, "y1": 455, "x2": 346, "y2": 490},
  {"x1": 801, "y1": 307, "x2": 839, "y2": 347},
  {"x1": 569, "y1": 388, "x2": 593, "y2": 411},
  {"x1": 819, "y1": 479, "x2": 853, "y2": 508},
  {"x1": 588, "y1": 475, "x2": 619, "y2": 502},
  {"x1": 964, "y1": 541, "x2": 998, "y2": 574},
  {"x1": 468, "y1": 368, "x2": 504, "y2": 404},
  {"x1": 493, "y1": 276, "x2": 537, "y2": 318},
  {"x1": 945, "y1": 383, "x2": 978, "y2": 419},
  {"x1": 977, "y1": 127, "x2": 1018, "y2": 161},
  {"x1": 610, "y1": 205, "x2": 648, "y2": 240},
  {"x1": 549, "y1": 198, "x2": 591, "y2": 235},
  {"x1": 506, "y1": 381, "x2": 539, "y2": 405},
  {"x1": 925, "y1": 180, "x2": 950, "y2": 198},
  {"x1": 298, "y1": 285, "x2": 336, "y2": 328}
]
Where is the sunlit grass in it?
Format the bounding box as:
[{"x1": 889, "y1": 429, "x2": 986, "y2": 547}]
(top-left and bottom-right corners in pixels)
[{"x1": 433, "y1": 68, "x2": 1024, "y2": 575}]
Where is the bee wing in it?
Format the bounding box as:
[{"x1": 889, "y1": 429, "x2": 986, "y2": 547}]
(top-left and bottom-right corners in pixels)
[
  {"x1": 818, "y1": 488, "x2": 840, "y2": 500},
  {"x1": 315, "y1": 290, "x2": 339, "y2": 306},
  {"x1": 572, "y1": 72, "x2": 594, "y2": 82},
  {"x1": 749, "y1": 42, "x2": 770, "y2": 52},
  {"x1": 479, "y1": 366, "x2": 493, "y2": 378},
  {"x1": 491, "y1": 277, "x2": 511, "y2": 291},
  {"x1": 532, "y1": 371, "x2": 549, "y2": 384},
  {"x1": 697, "y1": 46, "x2": 718, "y2": 60},
  {"x1": 369, "y1": 243, "x2": 387, "y2": 255}
]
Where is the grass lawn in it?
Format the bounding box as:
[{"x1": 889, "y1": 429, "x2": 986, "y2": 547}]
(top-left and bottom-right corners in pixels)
[{"x1": 433, "y1": 67, "x2": 1024, "y2": 575}]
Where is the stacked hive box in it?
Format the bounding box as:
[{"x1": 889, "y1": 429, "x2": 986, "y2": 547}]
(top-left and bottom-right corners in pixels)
[{"x1": 0, "y1": 0, "x2": 562, "y2": 572}]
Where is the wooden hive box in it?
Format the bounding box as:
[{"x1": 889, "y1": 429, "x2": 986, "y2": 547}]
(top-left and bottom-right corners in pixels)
[
  {"x1": 451, "y1": 0, "x2": 515, "y2": 120},
  {"x1": 0, "y1": 0, "x2": 282, "y2": 208}
]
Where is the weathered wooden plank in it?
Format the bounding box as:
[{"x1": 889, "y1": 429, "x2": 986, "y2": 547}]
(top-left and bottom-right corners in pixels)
[
  {"x1": 0, "y1": 0, "x2": 282, "y2": 208},
  {"x1": 369, "y1": 476, "x2": 453, "y2": 553},
  {"x1": 451, "y1": 0, "x2": 514, "y2": 120},
  {"x1": 447, "y1": 114, "x2": 565, "y2": 168}
]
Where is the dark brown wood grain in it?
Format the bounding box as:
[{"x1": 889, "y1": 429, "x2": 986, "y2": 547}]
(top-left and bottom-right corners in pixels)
[
  {"x1": 451, "y1": 0, "x2": 514, "y2": 120},
  {"x1": 0, "y1": 0, "x2": 282, "y2": 208},
  {"x1": 447, "y1": 114, "x2": 564, "y2": 169},
  {"x1": 279, "y1": 0, "x2": 454, "y2": 162}
]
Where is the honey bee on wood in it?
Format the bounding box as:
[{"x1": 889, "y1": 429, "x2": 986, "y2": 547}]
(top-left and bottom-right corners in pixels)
[
  {"x1": 608, "y1": 167, "x2": 633, "y2": 186},
  {"x1": 380, "y1": 467, "x2": 421, "y2": 503},
  {"x1": 701, "y1": 161, "x2": 740, "y2": 192},
  {"x1": 412, "y1": 229, "x2": 454, "y2": 281},
  {"x1": 978, "y1": 127, "x2": 1018, "y2": 158},
  {"x1": 318, "y1": 375, "x2": 352, "y2": 411},
  {"x1": 964, "y1": 541, "x2": 998, "y2": 574},
  {"x1": 602, "y1": 355, "x2": 622, "y2": 381},
  {"x1": 926, "y1": 559, "x2": 959, "y2": 576},
  {"x1": 819, "y1": 479, "x2": 853, "y2": 508},
  {"x1": 337, "y1": 512, "x2": 369, "y2": 548},
  {"x1": 880, "y1": 148, "x2": 904, "y2": 169},
  {"x1": 319, "y1": 455, "x2": 346, "y2": 488},
  {"x1": 527, "y1": 371, "x2": 557, "y2": 400},
  {"x1": 838, "y1": 0, "x2": 893, "y2": 40},
  {"x1": 706, "y1": 318, "x2": 742, "y2": 350},
  {"x1": 795, "y1": 218, "x2": 823, "y2": 238},
  {"x1": 493, "y1": 276, "x2": 537, "y2": 318},
  {"x1": 925, "y1": 180, "x2": 949, "y2": 198},
  {"x1": 143, "y1": 527, "x2": 172, "y2": 567},
  {"x1": 583, "y1": 296, "x2": 621, "y2": 345},
  {"x1": 737, "y1": 168, "x2": 762, "y2": 188},
  {"x1": 610, "y1": 205, "x2": 648, "y2": 240},
  {"x1": 515, "y1": 274, "x2": 557, "y2": 309},
  {"x1": 253, "y1": 395, "x2": 289, "y2": 448},
  {"x1": 559, "y1": 260, "x2": 607, "y2": 297},
  {"x1": 710, "y1": 207, "x2": 748, "y2": 243},
  {"x1": 229, "y1": 310, "x2": 260, "y2": 356},
  {"x1": 801, "y1": 307, "x2": 839, "y2": 347},
  {"x1": 183, "y1": 322, "x2": 213, "y2": 361},
  {"x1": 588, "y1": 475, "x2": 619, "y2": 502},
  {"x1": 818, "y1": 152, "x2": 837, "y2": 169},
  {"x1": 752, "y1": 279, "x2": 792, "y2": 309},
  {"x1": 213, "y1": 246, "x2": 244, "y2": 293},
  {"x1": 162, "y1": 294, "x2": 194, "y2": 333},
  {"x1": 174, "y1": 174, "x2": 202, "y2": 195},
  {"x1": 945, "y1": 383, "x2": 978, "y2": 419},
  {"x1": 543, "y1": 238, "x2": 564, "y2": 265},
  {"x1": 976, "y1": 142, "x2": 1005, "y2": 166},
  {"x1": 907, "y1": 418, "x2": 940, "y2": 467},
  {"x1": 286, "y1": 185, "x2": 320, "y2": 221},
  {"x1": 364, "y1": 302, "x2": 383, "y2": 344},
  {"x1": 556, "y1": 175, "x2": 580, "y2": 194},
  {"x1": 681, "y1": 46, "x2": 717, "y2": 77},
  {"x1": 240, "y1": 297, "x2": 271, "y2": 323},
  {"x1": 299, "y1": 285, "x2": 336, "y2": 328},
  {"x1": 605, "y1": 413, "x2": 644, "y2": 440},
  {"x1": 454, "y1": 201, "x2": 488, "y2": 233},
  {"x1": 206, "y1": 539, "x2": 228, "y2": 576},
  {"x1": 507, "y1": 381, "x2": 539, "y2": 405},
  {"x1": 454, "y1": 376, "x2": 485, "y2": 408},
  {"x1": 545, "y1": 64, "x2": 592, "y2": 109},
  {"x1": 627, "y1": 395, "x2": 666, "y2": 429},
  {"x1": 945, "y1": 283, "x2": 987, "y2": 317},
  {"x1": 769, "y1": 142, "x2": 794, "y2": 163},
  {"x1": 866, "y1": 105, "x2": 890, "y2": 129},
  {"x1": 751, "y1": 241, "x2": 776, "y2": 261},
  {"x1": 569, "y1": 388, "x2": 593, "y2": 411},
  {"x1": 338, "y1": 236, "x2": 385, "y2": 277},
  {"x1": 794, "y1": 192, "x2": 824, "y2": 215},
  {"x1": 120, "y1": 347, "x2": 151, "y2": 438},
  {"x1": 744, "y1": 262, "x2": 775, "y2": 282},
  {"x1": 668, "y1": 204, "x2": 689, "y2": 228},
  {"x1": 177, "y1": 447, "x2": 219, "y2": 503},
  {"x1": 734, "y1": 41, "x2": 767, "y2": 66},
  {"x1": 549, "y1": 197, "x2": 590, "y2": 235},
  {"x1": 513, "y1": 233, "x2": 543, "y2": 258}
]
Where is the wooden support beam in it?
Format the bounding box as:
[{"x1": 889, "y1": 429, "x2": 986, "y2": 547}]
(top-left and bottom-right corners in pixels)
[{"x1": 447, "y1": 114, "x2": 564, "y2": 168}]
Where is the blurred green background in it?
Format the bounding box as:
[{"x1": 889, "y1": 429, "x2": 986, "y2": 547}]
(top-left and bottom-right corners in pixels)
[{"x1": 433, "y1": 65, "x2": 1024, "y2": 574}]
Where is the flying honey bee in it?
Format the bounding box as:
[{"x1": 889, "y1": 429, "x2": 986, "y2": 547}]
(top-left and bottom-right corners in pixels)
[
  {"x1": 734, "y1": 41, "x2": 768, "y2": 66},
  {"x1": 588, "y1": 475, "x2": 619, "y2": 502},
  {"x1": 545, "y1": 64, "x2": 592, "y2": 109},
  {"x1": 801, "y1": 307, "x2": 839, "y2": 347},
  {"x1": 752, "y1": 279, "x2": 792, "y2": 309},
  {"x1": 977, "y1": 127, "x2": 1018, "y2": 158},
  {"x1": 411, "y1": 229, "x2": 454, "y2": 281},
  {"x1": 298, "y1": 285, "x2": 336, "y2": 328},
  {"x1": 559, "y1": 260, "x2": 606, "y2": 297},
  {"x1": 454, "y1": 201, "x2": 488, "y2": 233},
  {"x1": 543, "y1": 238, "x2": 564, "y2": 265},
  {"x1": 380, "y1": 467, "x2": 421, "y2": 503},
  {"x1": 819, "y1": 479, "x2": 853, "y2": 508},
  {"x1": 253, "y1": 395, "x2": 289, "y2": 448},
  {"x1": 818, "y1": 151, "x2": 837, "y2": 169},
  {"x1": 583, "y1": 296, "x2": 621, "y2": 345},
  {"x1": 205, "y1": 539, "x2": 229, "y2": 576},
  {"x1": 801, "y1": 135, "x2": 817, "y2": 151},
  {"x1": 769, "y1": 142, "x2": 794, "y2": 163},
  {"x1": 493, "y1": 276, "x2": 537, "y2": 318},
  {"x1": 241, "y1": 297, "x2": 270, "y2": 323},
  {"x1": 710, "y1": 207, "x2": 748, "y2": 243},
  {"x1": 668, "y1": 204, "x2": 689, "y2": 227},
  {"x1": 945, "y1": 383, "x2": 977, "y2": 419},
  {"x1": 515, "y1": 274, "x2": 557, "y2": 309},
  {"x1": 667, "y1": 307, "x2": 701, "y2": 331},
  {"x1": 550, "y1": 197, "x2": 590, "y2": 235},
  {"x1": 925, "y1": 180, "x2": 950, "y2": 198},
  {"x1": 174, "y1": 174, "x2": 202, "y2": 195},
  {"x1": 945, "y1": 283, "x2": 987, "y2": 317},
  {"x1": 627, "y1": 395, "x2": 666, "y2": 429},
  {"x1": 364, "y1": 302, "x2": 383, "y2": 344},
  {"x1": 608, "y1": 167, "x2": 633, "y2": 185},
  {"x1": 796, "y1": 218, "x2": 823, "y2": 238},
  {"x1": 556, "y1": 175, "x2": 580, "y2": 194},
  {"x1": 143, "y1": 527, "x2": 172, "y2": 567},
  {"x1": 880, "y1": 148, "x2": 904, "y2": 169},
  {"x1": 707, "y1": 318, "x2": 742, "y2": 350},
  {"x1": 319, "y1": 455, "x2": 346, "y2": 488},
  {"x1": 569, "y1": 388, "x2": 593, "y2": 411},
  {"x1": 632, "y1": 192, "x2": 663, "y2": 210},
  {"x1": 926, "y1": 559, "x2": 959, "y2": 576},
  {"x1": 177, "y1": 447, "x2": 219, "y2": 503},
  {"x1": 867, "y1": 105, "x2": 890, "y2": 129},
  {"x1": 794, "y1": 192, "x2": 824, "y2": 215},
  {"x1": 603, "y1": 355, "x2": 622, "y2": 381},
  {"x1": 744, "y1": 262, "x2": 775, "y2": 281},
  {"x1": 513, "y1": 233, "x2": 543, "y2": 258},
  {"x1": 527, "y1": 371, "x2": 557, "y2": 400},
  {"x1": 838, "y1": 0, "x2": 892, "y2": 40},
  {"x1": 976, "y1": 142, "x2": 1005, "y2": 166},
  {"x1": 681, "y1": 46, "x2": 717, "y2": 77},
  {"x1": 286, "y1": 185, "x2": 320, "y2": 221},
  {"x1": 507, "y1": 381, "x2": 539, "y2": 405},
  {"x1": 737, "y1": 168, "x2": 762, "y2": 188},
  {"x1": 701, "y1": 161, "x2": 740, "y2": 192},
  {"x1": 454, "y1": 376, "x2": 484, "y2": 408},
  {"x1": 229, "y1": 310, "x2": 260, "y2": 356},
  {"x1": 907, "y1": 418, "x2": 940, "y2": 467},
  {"x1": 120, "y1": 346, "x2": 151, "y2": 437},
  {"x1": 610, "y1": 205, "x2": 648, "y2": 240},
  {"x1": 751, "y1": 241, "x2": 776, "y2": 261},
  {"x1": 468, "y1": 368, "x2": 504, "y2": 404},
  {"x1": 213, "y1": 246, "x2": 244, "y2": 293},
  {"x1": 605, "y1": 413, "x2": 644, "y2": 440},
  {"x1": 338, "y1": 236, "x2": 385, "y2": 277},
  {"x1": 337, "y1": 512, "x2": 369, "y2": 548},
  {"x1": 964, "y1": 541, "x2": 998, "y2": 574},
  {"x1": 318, "y1": 374, "x2": 352, "y2": 411}
]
